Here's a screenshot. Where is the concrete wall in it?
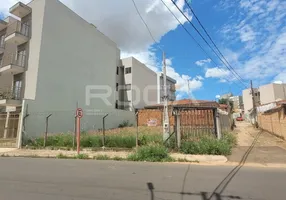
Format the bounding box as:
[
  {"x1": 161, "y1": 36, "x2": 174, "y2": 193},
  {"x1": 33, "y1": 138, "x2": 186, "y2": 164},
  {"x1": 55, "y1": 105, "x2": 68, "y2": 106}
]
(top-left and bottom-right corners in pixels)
[
  {"x1": 259, "y1": 83, "x2": 286, "y2": 105},
  {"x1": 23, "y1": 0, "x2": 135, "y2": 137},
  {"x1": 121, "y1": 57, "x2": 158, "y2": 109},
  {"x1": 273, "y1": 84, "x2": 286, "y2": 101},
  {"x1": 131, "y1": 57, "x2": 157, "y2": 109},
  {"x1": 258, "y1": 107, "x2": 286, "y2": 140},
  {"x1": 259, "y1": 84, "x2": 275, "y2": 105},
  {"x1": 242, "y1": 88, "x2": 259, "y2": 113}
]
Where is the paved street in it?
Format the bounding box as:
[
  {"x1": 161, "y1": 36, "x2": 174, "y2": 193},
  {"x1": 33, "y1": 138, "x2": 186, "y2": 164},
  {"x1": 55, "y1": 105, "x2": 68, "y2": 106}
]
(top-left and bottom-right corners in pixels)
[{"x1": 1, "y1": 158, "x2": 286, "y2": 200}]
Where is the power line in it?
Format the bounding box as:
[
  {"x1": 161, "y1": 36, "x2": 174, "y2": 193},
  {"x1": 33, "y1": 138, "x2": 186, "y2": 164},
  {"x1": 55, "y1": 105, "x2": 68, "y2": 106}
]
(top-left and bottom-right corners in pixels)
[
  {"x1": 131, "y1": 0, "x2": 163, "y2": 52},
  {"x1": 159, "y1": 0, "x2": 245, "y2": 90},
  {"x1": 170, "y1": 0, "x2": 247, "y2": 88},
  {"x1": 184, "y1": 0, "x2": 247, "y2": 85}
]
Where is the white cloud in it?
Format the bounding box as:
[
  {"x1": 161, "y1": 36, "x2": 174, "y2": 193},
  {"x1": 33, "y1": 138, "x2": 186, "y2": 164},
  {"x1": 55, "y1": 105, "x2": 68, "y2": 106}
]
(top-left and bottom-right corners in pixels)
[
  {"x1": 273, "y1": 70, "x2": 286, "y2": 83},
  {"x1": 166, "y1": 59, "x2": 203, "y2": 94},
  {"x1": 195, "y1": 58, "x2": 211, "y2": 66},
  {"x1": 205, "y1": 67, "x2": 230, "y2": 78},
  {"x1": 238, "y1": 25, "x2": 256, "y2": 42}
]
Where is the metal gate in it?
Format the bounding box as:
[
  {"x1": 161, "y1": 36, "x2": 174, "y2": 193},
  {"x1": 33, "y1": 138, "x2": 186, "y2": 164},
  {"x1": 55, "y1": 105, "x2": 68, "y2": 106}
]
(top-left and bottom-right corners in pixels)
[
  {"x1": 180, "y1": 109, "x2": 215, "y2": 138},
  {"x1": 0, "y1": 113, "x2": 20, "y2": 139}
]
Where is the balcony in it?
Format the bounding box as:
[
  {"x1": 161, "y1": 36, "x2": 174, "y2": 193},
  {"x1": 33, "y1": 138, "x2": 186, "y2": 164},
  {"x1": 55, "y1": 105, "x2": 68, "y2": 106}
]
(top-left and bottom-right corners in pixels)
[
  {"x1": 0, "y1": 20, "x2": 7, "y2": 31},
  {"x1": 9, "y1": 2, "x2": 31, "y2": 18},
  {"x1": 0, "y1": 86, "x2": 22, "y2": 107},
  {"x1": 5, "y1": 21, "x2": 30, "y2": 45},
  {"x1": 0, "y1": 53, "x2": 26, "y2": 75}
]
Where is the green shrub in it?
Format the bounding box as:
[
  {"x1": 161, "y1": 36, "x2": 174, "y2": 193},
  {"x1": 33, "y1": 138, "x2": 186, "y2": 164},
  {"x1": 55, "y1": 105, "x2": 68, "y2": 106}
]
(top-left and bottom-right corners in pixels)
[
  {"x1": 76, "y1": 153, "x2": 89, "y2": 159},
  {"x1": 118, "y1": 120, "x2": 133, "y2": 128},
  {"x1": 180, "y1": 137, "x2": 232, "y2": 155},
  {"x1": 105, "y1": 135, "x2": 136, "y2": 148},
  {"x1": 127, "y1": 145, "x2": 174, "y2": 162},
  {"x1": 222, "y1": 132, "x2": 237, "y2": 147},
  {"x1": 81, "y1": 135, "x2": 102, "y2": 147},
  {"x1": 94, "y1": 155, "x2": 111, "y2": 160}
]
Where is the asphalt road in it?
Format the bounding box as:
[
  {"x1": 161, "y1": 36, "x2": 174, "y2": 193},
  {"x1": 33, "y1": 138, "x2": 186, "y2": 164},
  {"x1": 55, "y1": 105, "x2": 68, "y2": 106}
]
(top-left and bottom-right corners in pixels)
[{"x1": 1, "y1": 158, "x2": 286, "y2": 200}]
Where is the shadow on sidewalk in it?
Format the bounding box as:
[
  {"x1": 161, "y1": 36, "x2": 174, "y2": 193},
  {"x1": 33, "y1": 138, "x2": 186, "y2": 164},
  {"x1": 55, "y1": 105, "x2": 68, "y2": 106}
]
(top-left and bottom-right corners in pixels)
[{"x1": 146, "y1": 131, "x2": 262, "y2": 200}]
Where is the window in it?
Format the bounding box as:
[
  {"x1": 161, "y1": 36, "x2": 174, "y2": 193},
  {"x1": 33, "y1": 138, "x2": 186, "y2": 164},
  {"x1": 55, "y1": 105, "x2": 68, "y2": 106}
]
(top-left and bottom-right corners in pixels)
[
  {"x1": 125, "y1": 84, "x2": 131, "y2": 90},
  {"x1": 116, "y1": 67, "x2": 119, "y2": 75},
  {"x1": 125, "y1": 67, "x2": 131, "y2": 74},
  {"x1": 116, "y1": 83, "x2": 119, "y2": 91}
]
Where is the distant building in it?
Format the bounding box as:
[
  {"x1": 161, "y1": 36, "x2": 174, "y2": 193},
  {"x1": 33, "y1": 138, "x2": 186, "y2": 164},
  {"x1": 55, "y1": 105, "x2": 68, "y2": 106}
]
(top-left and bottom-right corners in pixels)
[
  {"x1": 229, "y1": 95, "x2": 244, "y2": 110},
  {"x1": 242, "y1": 88, "x2": 260, "y2": 113},
  {"x1": 220, "y1": 93, "x2": 233, "y2": 99}
]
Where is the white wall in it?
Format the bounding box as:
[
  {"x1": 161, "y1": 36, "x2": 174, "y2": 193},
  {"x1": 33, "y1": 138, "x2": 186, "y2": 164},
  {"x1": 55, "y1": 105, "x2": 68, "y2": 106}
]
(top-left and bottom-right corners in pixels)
[
  {"x1": 259, "y1": 83, "x2": 275, "y2": 105},
  {"x1": 23, "y1": 0, "x2": 135, "y2": 137},
  {"x1": 242, "y1": 88, "x2": 253, "y2": 112},
  {"x1": 121, "y1": 57, "x2": 158, "y2": 109}
]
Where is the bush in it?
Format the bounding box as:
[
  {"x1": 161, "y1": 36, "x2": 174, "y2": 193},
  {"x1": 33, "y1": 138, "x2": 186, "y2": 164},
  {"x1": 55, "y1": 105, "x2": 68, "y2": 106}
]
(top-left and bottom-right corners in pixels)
[
  {"x1": 127, "y1": 145, "x2": 174, "y2": 162},
  {"x1": 105, "y1": 135, "x2": 136, "y2": 148},
  {"x1": 118, "y1": 120, "x2": 133, "y2": 128},
  {"x1": 76, "y1": 153, "x2": 89, "y2": 159},
  {"x1": 56, "y1": 153, "x2": 70, "y2": 159},
  {"x1": 180, "y1": 137, "x2": 233, "y2": 155}
]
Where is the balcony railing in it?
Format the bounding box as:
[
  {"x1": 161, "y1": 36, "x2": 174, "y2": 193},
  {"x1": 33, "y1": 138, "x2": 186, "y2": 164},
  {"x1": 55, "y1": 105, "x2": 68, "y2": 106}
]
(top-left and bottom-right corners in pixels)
[
  {"x1": 6, "y1": 21, "x2": 30, "y2": 38},
  {"x1": 0, "y1": 86, "x2": 22, "y2": 100},
  {"x1": 1, "y1": 53, "x2": 26, "y2": 68}
]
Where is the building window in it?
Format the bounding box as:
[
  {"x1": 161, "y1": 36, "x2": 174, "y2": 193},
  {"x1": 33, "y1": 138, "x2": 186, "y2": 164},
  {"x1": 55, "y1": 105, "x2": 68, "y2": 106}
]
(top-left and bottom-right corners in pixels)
[
  {"x1": 125, "y1": 67, "x2": 131, "y2": 74},
  {"x1": 116, "y1": 67, "x2": 119, "y2": 75},
  {"x1": 125, "y1": 84, "x2": 131, "y2": 90},
  {"x1": 116, "y1": 83, "x2": 119, "y2": 91}
]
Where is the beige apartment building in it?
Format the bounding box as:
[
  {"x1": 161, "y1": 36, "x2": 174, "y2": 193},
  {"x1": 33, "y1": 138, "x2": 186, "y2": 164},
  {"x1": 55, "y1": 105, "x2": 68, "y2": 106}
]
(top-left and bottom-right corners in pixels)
[
  {"x1": 0, "y1": 0, "x2": 177, "y2": 147},
  {"x1": 259, "y1": 83, "x2": 286, "y2": 105},
  {"x1": 118, "y1": 57, "x2": 176, "y2": 111},
  {"x1": 243, "y1": 83, "x2": 286, "y2": 114}
]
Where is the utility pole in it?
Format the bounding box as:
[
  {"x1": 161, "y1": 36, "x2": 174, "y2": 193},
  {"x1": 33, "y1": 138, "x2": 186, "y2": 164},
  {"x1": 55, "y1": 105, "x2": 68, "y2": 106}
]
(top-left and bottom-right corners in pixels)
[
  {"x1": 250, "y1": 80, "x2": 257, "y2": 126},
  {"x1": 163, "y1": 52, "x2": 170, "y2": 142}
]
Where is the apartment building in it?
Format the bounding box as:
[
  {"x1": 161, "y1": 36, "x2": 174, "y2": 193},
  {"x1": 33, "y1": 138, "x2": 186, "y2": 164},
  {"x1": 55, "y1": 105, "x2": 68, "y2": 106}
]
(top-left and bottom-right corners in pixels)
[
  {"x1": 229, "y1": 95, "x2": 243, "y2": 110},
  {"x1": 259, "y1": 83, "x2": 286, "y2": 105},
  {"x1": 242, "y1": 88, "x2": 260, "y2": 113},
  {"x1": 0, "y1": 0, "x2": 137, "y2": 145},
  {"x1": 118, "y1": 57, "x2": 176, "y2": 111},
  {"x1": 242, "y1": 83, "x2": 286, "y2": 114},
  {"x1": 0, "y1": 0, "x2": 178, "y2": 147}
]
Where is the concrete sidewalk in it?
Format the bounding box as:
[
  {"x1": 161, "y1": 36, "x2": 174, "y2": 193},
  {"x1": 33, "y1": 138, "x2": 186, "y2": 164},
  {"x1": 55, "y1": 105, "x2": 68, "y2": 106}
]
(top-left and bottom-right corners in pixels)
[
  {"x1": 227, "y1": 121, "x2": 286, "y2": 167},
  {"x1": 0, "y1": 148, "x2": 228, "y2": 164}
]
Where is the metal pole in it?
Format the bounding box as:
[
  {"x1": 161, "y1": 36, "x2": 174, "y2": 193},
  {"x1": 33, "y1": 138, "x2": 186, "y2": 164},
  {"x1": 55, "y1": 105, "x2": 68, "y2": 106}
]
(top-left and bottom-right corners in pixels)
[
  {"x1": 102, "y1": 114, "x2": 109, "y2": 148},
  {"x1": 44, "y1": 114, "x2": 52, "y2": 147},
  {"x1": 250, "y1": 80, "x2": 257, "y2": 126},
  {"x1": 73, "y1": 102, "x2": 78, "y2": 148},
  {"x1": 162, "y1": 51, "x2": 170, "y2": 142},
  {"x1": 135, "y1": 111, "x2": 139, "y2": 149},
  {"x1": 76, "y1": 116, "x2": 80, "y2": 154}
]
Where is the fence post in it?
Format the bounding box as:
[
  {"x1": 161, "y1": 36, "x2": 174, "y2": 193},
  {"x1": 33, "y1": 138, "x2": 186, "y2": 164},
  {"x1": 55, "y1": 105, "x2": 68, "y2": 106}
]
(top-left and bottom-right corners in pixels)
[
  {"x1": 135, "y1": 111, "x2": 139, "y2": 150},
  {"x1": 44, "y1": 114, "x2": 52, "y2": 147},
  {"x1": 176, "y1": 111, "x2": 181, "y2": 148},
  {"x1": 215, "y1": 109, "x2": 222, "y2": 139},
  {"x1": 102, "y1": 114, "x2": 109, "y2": 148}
]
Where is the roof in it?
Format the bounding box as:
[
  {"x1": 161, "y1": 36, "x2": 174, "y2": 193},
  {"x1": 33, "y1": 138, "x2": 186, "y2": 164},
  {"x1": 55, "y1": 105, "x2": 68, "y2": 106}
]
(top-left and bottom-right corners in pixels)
[{"x1": 145, "y1": 99, "x2": 219, "y2": 109}]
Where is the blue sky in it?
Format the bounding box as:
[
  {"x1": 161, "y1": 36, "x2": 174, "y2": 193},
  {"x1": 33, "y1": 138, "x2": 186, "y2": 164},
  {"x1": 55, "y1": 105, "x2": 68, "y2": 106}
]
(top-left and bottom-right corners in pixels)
[{"x1": 1, "y1": 0, "x2": 286, "y2": 101}]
